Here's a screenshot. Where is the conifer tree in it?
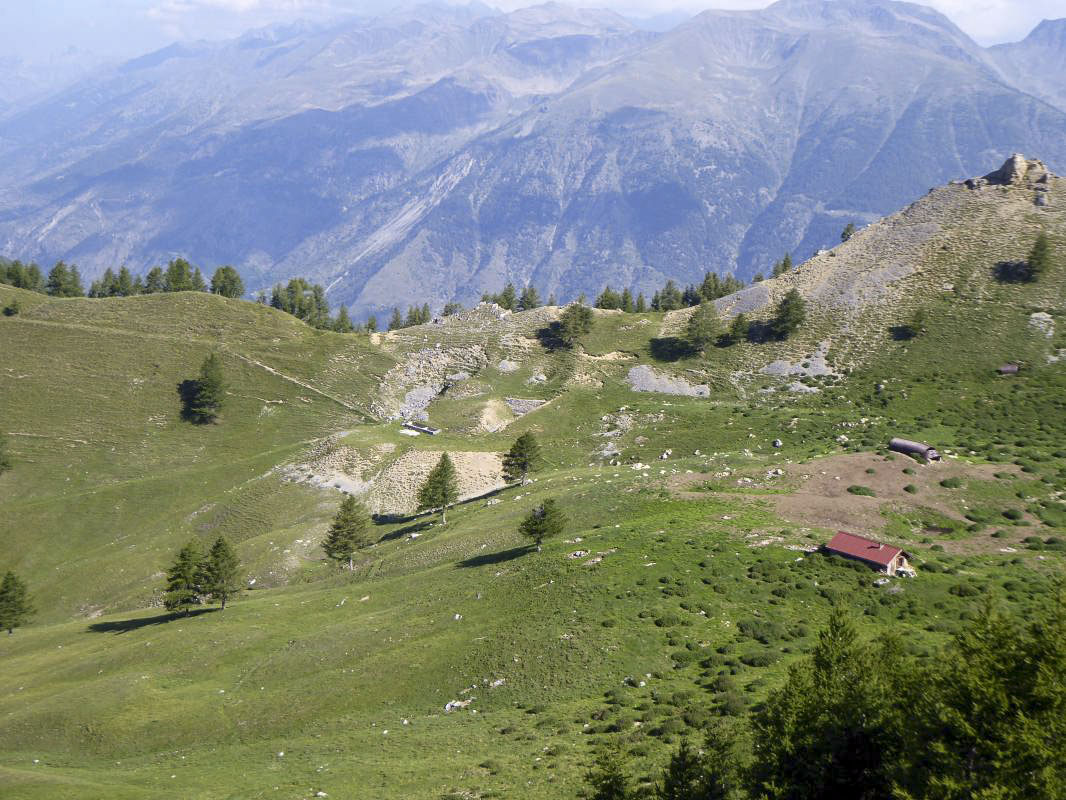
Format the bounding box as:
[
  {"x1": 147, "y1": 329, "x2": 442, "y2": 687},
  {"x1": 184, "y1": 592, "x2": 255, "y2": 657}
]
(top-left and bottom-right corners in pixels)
[
  {"x1": 497, "y1": 283, "x2": 517, "y2": 311},
  {"x1": 584, "y1": 744, "x2": 631, "y2": 800},
  {"x1": 518, "y1": 285, "x2": 541, "y2": 311},
  {"x1": 323, "y1": 494, "x2": 371, "y2": 570},
  {"x1": 201, "y1": 536, "x2": 242, "y2": 610},
  {"x1": 0, "y1": 571, "x2": 33, "y2": 634},
  {"x1": 366, "y1": 316, "x2": 378, "y2": 333},
  {"x1": 417, "y1": 453, "x2": 460, "y2": 523},
  {"x1": 635, "y1": 292, "x2": 647, "y2": 313},
  {"x1": 519, "y1": 498, "x2": 566, "y2": 550},
  {"x1": 46, "y1": 261, "x2": 84, "y2": 297},
  {"x1": 685, "y1": 301, "x2": 721, "y2": 352},
  {"x1": 771, "y1": 288, "x2": 806, "y2": 340},
  {"x1": 190, "y1": 267, "x2": 208, "y2": 292},
  {"x1": 164, "y1": 540, "x2": 203, "y2": 614},
  {"x1": 727, "y1": 312, "x2": 750, "y2": 345},
  {"x1": 657, "y1": 739, "x2": 704, "y2": 800},
  {"x1": 191, "y1": 352, "x2": 225, "y2": 423},
  {"x1": 753, "y1": 272, "x2": 765, "y2": 283},
  {"x1": 595, "y1": 286, "x2": 622, "y2": 310},
  {"x1": 556, "y1": 303, "x2": 593, "y2": 347},
  {"x1": 621, "y1": 288, "x2": 634, "y2": 312},
  {"x1": 502, "y1": 432, "x2": 542, "y2": 483},
  {"x1": 210, "y1": 266, "x2": 245, "y2": 298},
  {"x1": 116, "y1": 266, "x2": 136, "y2": 296},
  {"x1": 388, "y1": 307, "x2": 404, "y2": 331},
  {"x1": 841, "y1": 222, "x2": 856, "y2": 242},
  {"x1": 165, "y1": 258, "x2": 194, "y2": 292},
  {"x1": 547, "y1": 292, "x2": 557, "y2": 306},
  {"x1": 1027, "y1": 231, "x2": 1052, "y2": 281},
  {"x1": 144, "y1": 267, "x2": 166, "y2": 294},
  {"x1": 658, "y1": 280, "x2": 683, "y2": 311},
  {"x1": 442, "y1": 302, "x2": 463, "y2": 316},
  {"x1": 333, "y1": 306, "x2": 354, "y2": 333}
]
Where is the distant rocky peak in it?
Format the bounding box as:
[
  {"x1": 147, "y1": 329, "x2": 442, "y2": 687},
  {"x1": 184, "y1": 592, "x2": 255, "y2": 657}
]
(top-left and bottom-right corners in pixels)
[{"x1": 1023, "y1": 17, "x2": 1066, "y2": 48}]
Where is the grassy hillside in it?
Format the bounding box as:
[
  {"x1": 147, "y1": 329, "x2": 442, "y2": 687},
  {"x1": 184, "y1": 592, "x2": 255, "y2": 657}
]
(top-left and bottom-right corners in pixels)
[{"x1": 1, "y1": 168, "x2": 1064, "y2": 798}]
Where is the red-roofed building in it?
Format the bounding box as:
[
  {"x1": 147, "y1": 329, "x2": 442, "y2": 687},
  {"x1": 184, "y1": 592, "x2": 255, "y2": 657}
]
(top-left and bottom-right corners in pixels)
[{"x1": 824, "y1": 531, "x2": 914, "y2": 576}]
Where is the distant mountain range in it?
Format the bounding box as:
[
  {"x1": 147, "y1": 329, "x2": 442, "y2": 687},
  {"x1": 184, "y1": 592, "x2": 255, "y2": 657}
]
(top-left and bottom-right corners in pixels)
[{"x1": 0, "y1": 0, "x2": 1064, "y2": 319}]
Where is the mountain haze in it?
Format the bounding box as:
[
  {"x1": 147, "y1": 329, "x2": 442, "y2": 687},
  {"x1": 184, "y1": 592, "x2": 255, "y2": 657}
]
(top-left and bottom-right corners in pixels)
[{"x1": 0, "y1": 0, "x2": 1064, "y2": 318}]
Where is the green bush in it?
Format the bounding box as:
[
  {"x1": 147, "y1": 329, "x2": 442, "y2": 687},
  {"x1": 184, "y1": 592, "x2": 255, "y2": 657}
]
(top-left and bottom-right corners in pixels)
[
  {"x1": 940, "y1": 477, "x2": 963, "y2": 489},
  {"x1": 904, "y1": 484, "x2": 918, "y2": 494},
  {"x1": 847, "y1": 485, "x2": 876, "y2": 496}
]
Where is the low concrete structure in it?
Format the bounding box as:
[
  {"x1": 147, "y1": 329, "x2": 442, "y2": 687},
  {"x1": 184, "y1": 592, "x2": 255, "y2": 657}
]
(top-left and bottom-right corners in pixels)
[{"x1": 889, "y1": 437, "x2": 940, "y2": 462}]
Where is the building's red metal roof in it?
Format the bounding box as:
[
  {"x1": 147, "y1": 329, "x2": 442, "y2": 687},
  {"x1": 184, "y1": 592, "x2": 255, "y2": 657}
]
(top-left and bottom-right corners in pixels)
[{"x1": 825, "y1": 531, "x2": 901, "y2": 566}]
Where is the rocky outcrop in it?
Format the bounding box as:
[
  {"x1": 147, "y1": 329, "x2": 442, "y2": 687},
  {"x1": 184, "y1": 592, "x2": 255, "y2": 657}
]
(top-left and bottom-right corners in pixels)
[{"x1": 968, "y1": 154, "x2": 1052, "y2": 189}]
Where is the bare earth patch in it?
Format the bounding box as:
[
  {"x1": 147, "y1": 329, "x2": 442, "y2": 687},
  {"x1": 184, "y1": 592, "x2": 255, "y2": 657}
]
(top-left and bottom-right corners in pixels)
[{"x1": 673, "y1": 452, "x2": 1024, "y2": 553}]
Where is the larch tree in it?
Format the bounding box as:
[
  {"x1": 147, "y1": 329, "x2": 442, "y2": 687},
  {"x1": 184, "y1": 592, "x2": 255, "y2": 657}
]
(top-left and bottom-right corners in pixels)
[
  {"x1": 191, "y1": 352, "x2": 225, "y2": 423},
  {"x1": 164, "y1": 540, "x2": 204, "y2": 614},
  {"x1": 502, "y1": 432, "x2": 542, "y2": 483},
  {"x1": 323, "y1": 494, "x2": 371, "y2": 570},
  {"x1": 584, "y1": 744, "x2": 631, "y2": 800},
  {"x1": 0, "y1": 571, "x2": 33, "y2": 634},
  {"x1": 201, "y1": 536, "x2": 242, "y2": 610},
  {"x1": 727, "y1": 312, "x2": 750, "y2": 345},
  {"x1": 388, "y1": 307, "x2": 404, "y2": 331},
  {"x1": 771, "y1": 288, "x2": 806, "y2": 340},
  {"x1": 417, "y1": 453, "x2": 460, "y2": 524},
  {"x1": 556, "y1": 303, "x2": 594, "y2": 347},
  {"x1": 685, "y1": 301, "x2": 721, "y2": 352},
  {"x1": 518, "y1": 498, "x2": 566, "y2": 551},
  {"x1": 210, "y1": 266, "x2": 245, "y2": 299},
  {"x1": 518, "y1": 285, "x2": 541, "y2": 310}
]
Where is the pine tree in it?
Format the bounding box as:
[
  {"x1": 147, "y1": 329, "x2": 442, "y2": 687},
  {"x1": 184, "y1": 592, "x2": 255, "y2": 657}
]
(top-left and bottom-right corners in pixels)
[
  {"x1": 144, "y1": 267, "x2": 166, "y2": 293},
  {"x1": 191, "y1": 352, "x2": 225, "y2": 423},
  {"x1": 210, "y1": 266, "x2": 245, "y2": 298},
  {"x1": 658, "y1": 739, "x2": 704, "y2": 800},
  {"x1": 556, "y1": 303, "x2": 594, "y2": 347},
  {"x1": 116, "y1": 266, "x2": 136, "y2": 296},
  {"x1": 497, "y1": 283, "x2": 517, "y2": 311},
  {"x1": 686, "y1": 301, "x2": 721, "y2": 352},
  {"x1": 621, "y1": 288, "x2": 634, "y2": 312},
  {"x1": 333, "y1": 306, "x2": 354, "y2": 333},
  {"x1": 635, "y1": 292, "x2": 647, "y2": 313},
  {"x1": 366, "y1": 315, "x2": 378, "y2": 333},
  {"x1": 659, "y1": 280, "x2": 683, "y2": 311},
  {"x1": 417, "y1": 453, "x2": 460, "y2": 523},
  {"x1": 771, "y1": 288, "x2": 806, "y2": 340},
  {"x1": 0, "y1": 433, "x2": 12, "y2": 474},
  {"x1": 753, "y1": 272, "x2": 765, "y2": 283},
  {"x1": 164, "y1": 258, "x2": 194, "y2": 292},
  {"x1": 584, "y1": 744, "x2": 631, "y2": 800},
  {"x1": 727, "y1": 313, "x2": 750, "y2": 345},
  {"x1": 502, "y1": 432, "x2": 542, "y2": 483},
  {"x1": 201, "y1": 536, "x2": 241, "y2": 609},
  {"x1": 518, "y1": 285, "x2": 541, "y2": 311},
  {"x1": 595, "y1": 286, "x2": 622, "y2": 310},
  {"x1": 388, "y1": 307, "x2": 404, "y2": 331},
  {"x1": 841, "y1": 222, "x2": 857, "y2": 242},
  {"x1": 0, "y1": 571, "x2": 33, "y2": 634},
  {"x1": 1027, "y1": 231, "x2": 1052, "y2": 281},
  {"x1": 323, "y1": 494, "x2": 371, "y2": 570},
  {"x1": 519, "y1": 498, "x2": 566, "y2": 550},
  {"x1": 45, "y1": 262, "x2": 73, "y2": 296},
  {"x1": 547, "y1": 292, "x2": 558, "y2": 306},
  {"x1": 190, "y1": 267, "x2": 208, "y2": 292},
  {"x1": 164, "y1": 541, "x2": 203, "y2": 614}
]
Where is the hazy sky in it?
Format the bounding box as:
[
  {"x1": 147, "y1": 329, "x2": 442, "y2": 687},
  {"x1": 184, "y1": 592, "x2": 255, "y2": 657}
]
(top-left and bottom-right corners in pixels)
[{"x1": 1, "y1": 0, "x2": 1063, "y2": 64}]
